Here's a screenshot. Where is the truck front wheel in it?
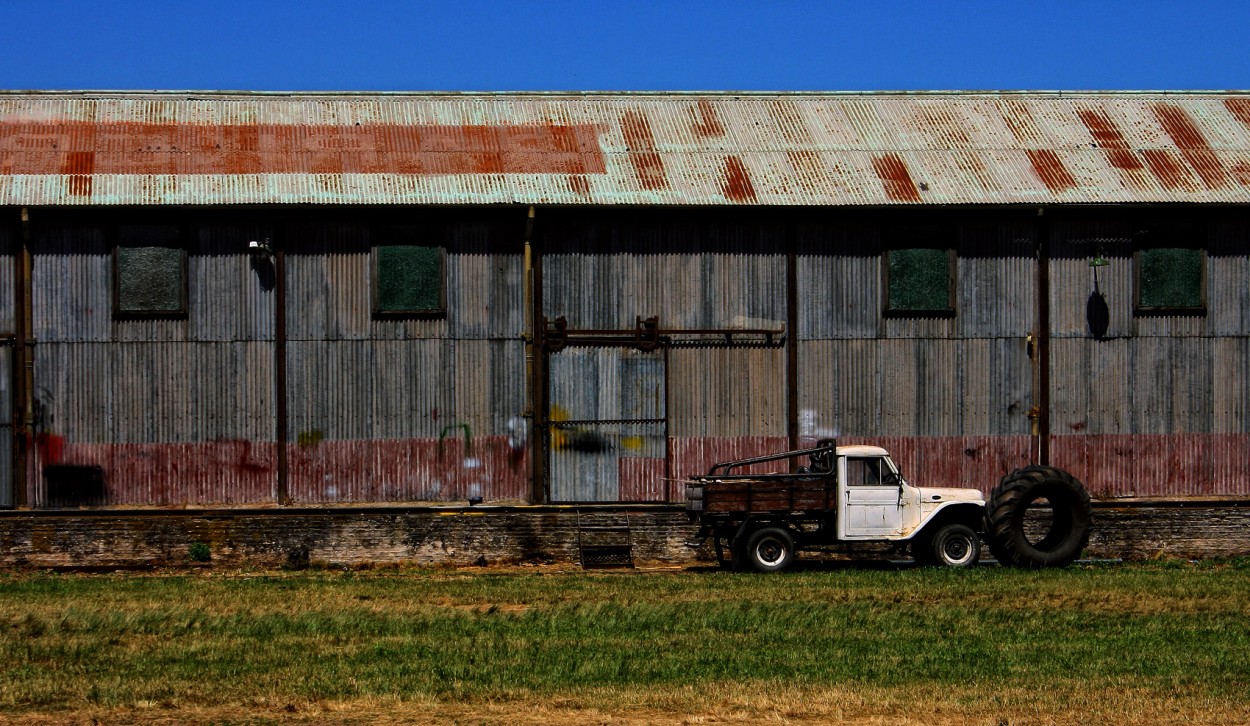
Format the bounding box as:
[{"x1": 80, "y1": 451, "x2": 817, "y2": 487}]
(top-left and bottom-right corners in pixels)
[
  {"x1": 930, "y1": 524, "x2": 981, "y2": 568},
  {"x1": 745, "y1": 527, "x2": 796, "y2": 573}
]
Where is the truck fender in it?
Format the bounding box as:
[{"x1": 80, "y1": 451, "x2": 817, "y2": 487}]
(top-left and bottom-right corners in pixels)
[{"x1": 908, "y1": 502, "x2": 986, "y2": 541}]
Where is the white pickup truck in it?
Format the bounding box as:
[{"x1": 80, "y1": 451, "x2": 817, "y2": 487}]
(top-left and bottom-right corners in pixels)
[{"x1": 686, "y1": 441, "x2": 1091, "y2": 572}]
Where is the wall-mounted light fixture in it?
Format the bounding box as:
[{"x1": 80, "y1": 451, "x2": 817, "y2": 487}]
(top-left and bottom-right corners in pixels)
[{"x1": 248, "y1": 239, "x2": 274, "y2": 259}]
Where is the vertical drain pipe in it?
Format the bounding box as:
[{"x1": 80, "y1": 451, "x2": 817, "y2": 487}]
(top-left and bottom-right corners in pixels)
[
  {"x1": 13, "y1": 208, "x2": 32, "y2": 507},
  {"x1": 785, "y1": 220, "x2": 800, "y2": 456},
  {"x1": 1036, "y1": 207, "x2": 1052, "y2": 465},
  {"x1": 274, "y1": 232, "x2": 289, "y2": 505},
  {"x1": 523, "y1": 206, "x2": 547, "y2": 503}
]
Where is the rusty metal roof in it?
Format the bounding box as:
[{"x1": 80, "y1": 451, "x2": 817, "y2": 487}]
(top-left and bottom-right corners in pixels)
[{"x1": 4, "y1": 90, "x2": 1250, "y2": 206}]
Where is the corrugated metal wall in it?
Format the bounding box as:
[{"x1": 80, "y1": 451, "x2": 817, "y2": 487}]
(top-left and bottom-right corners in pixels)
[
  {"x1": 541, "y1": 212, "x2": 787, "y2": 330},
  {"x1": 1048, "y1": 216, "x2": 1250, "y2": 496},
  {"x1": 28, "y1": 216, "x2": 278, "y2": 505},
  {"x1": 26, "y1": 210, "x2": 529, "y2": 506},
  {"x1": 797, "y1": 217, "x2": 1037, "y2": 492},
  {"x1": 542, "y1": 211, "x2": 788, "y2": 500},
  {"x1": 284, "y1": 213, "x2": 528, "y2": 503},
  {"x1": 12, "y1": 206, "x2": 1249, "y2": 507}
]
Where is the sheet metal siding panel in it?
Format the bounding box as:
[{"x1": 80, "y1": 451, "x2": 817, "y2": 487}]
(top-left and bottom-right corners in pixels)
[
  {"x1": 1050, "y1": 337, "x2": 1223, "y2": 437},
  {"x1": 799, "y1": 338, "x2": 1032, "y2": 440},
  {"x1": 11, "y1": 92, "x2": 1250, "y2": 207},
  {"x1": 1213, "y1": 336, "x2": 1250, "y2": 435},
  {"x1": 549, "y1": 422, "x2": 665, "y2": 502},
  {"x1": 1049, "y1": 336, "x2": 1250, "y2": 495},
  {"x1": 285, "y1": 220, "x2": 522, "y2": 342},
  {"x1": 666, "y1": 347, "x2": 786, "y2": 438},
  {"x1": 0, "y1": 223, "x2": 13, "y2": 333},
  {"x1": 285, "y1": 338, "x2": 527, "y2": 503},
  {"x1": 1051, "y1": 217, "x2": 1249, "y2": 339},
  {"x1": 542, "y1": 217, "x2": 786, "y2": 330},
  {"x1": 30, "y1": 341, "x2": 275, "y2": 506},
  {"x1": 797, "y1": 222, "x2": 881, "y2": 340},
  {"x1": 548, "y1": 348, "x2": 664, "y2": 422},
  {"x1": 35, "y1": 341, "x2": 274, "y2": 445},
  {"x1": 285, "y1": 338, "x2": 523, "y2": 440},
  {"x1": 1050, "y1": 433, "x2": 1250, "y2": 497},
  {"x1": 1049, "y1": 219, "x2": 1135, "y2": 339},
  {"x1": 829, "y1": 435, "x2": 1033, "y2": 493},
  {"x1": 32, "y1": 221, "x2": 276, "y2": 344},
  {"x1": 0, "y1": 348, "x2": 10, "y2": 507},
  {"x1": 1209, "y1": 219, "x2": 1250, "y2": 336},
  {"x1": 668, "y1": 436, "x2": 791, "y2": 485},
  {"x1": 799, "y1": 220, "x2": 1035, "y2": 341}
]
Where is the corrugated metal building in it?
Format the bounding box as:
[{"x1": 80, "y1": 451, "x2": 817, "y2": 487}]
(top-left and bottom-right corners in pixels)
[{"x1": 1, "y1": 90, "x2": 1248, "y2": 507}]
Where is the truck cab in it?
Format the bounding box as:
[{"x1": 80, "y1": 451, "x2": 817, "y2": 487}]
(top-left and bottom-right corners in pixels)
[{"x1": 687, "y1": 442, "x2": 987, "y2": 572}]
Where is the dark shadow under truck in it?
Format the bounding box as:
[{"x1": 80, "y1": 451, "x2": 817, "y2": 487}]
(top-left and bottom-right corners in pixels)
[{"x1": 686, "y1": 441, "x2": 1093, "y2": 572}]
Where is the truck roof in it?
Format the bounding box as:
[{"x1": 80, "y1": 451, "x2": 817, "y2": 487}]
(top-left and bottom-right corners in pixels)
[{"x1": 836, "y1": 445, "x2": 890, "y2": 457}]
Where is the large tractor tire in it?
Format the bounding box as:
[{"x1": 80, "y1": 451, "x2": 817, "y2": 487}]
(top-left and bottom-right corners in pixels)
[{"x1": 985, "y1": 466, "x2": 1092, "y2": 568}]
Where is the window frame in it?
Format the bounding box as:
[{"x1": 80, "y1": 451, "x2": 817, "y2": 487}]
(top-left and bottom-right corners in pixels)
[
  {"x1": 844, "y1": 456, "x2": 887, "y2": 487},
  {"x1": 1130, "y1": 221, "x2": 1207, "y2": 317},
  {"x1": 1132, "y1": 246, "x2": 1207, "y2": 317},
  {"x1": 370, "y1": 242, "x2": 447, "y2": 319},
  {"x1": 882, "y1": 246, "x2": 957, "y2": 318},
  {"x1": 112, "y1": 226, "x2": 189, "y2": 320}
]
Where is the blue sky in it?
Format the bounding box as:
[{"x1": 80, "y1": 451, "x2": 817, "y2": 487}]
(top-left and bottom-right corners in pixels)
[{"x1": 2, "y1": 0, "x2": 1247, "y2": 92}]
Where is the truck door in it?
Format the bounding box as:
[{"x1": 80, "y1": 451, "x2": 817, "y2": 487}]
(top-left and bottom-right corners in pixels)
[{"x1": 839, "y1": 455, "x2": 904, "y2": 538}]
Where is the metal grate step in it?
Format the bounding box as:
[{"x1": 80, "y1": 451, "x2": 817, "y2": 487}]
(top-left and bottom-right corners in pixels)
[{"x1": 576, "y1": 509, "x2": 635, "y2": 569}]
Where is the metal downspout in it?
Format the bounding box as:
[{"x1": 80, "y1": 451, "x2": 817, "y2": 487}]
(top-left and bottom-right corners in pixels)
[
  {"x1": 786, "y1": 221, "x2": 800, "y2": 458},
  {"x1": 524, "y1": 207, "x2": 547, "y2": 503},
  {"x1": 275, "y1": 235, "x2": 289, "y2": 505},
  {"x1": 13, "y1": 208, "x2": 31, "y2": 507},
  {"x1": 1037, "y1": 207, "x2": 1051, "y2": 465}
]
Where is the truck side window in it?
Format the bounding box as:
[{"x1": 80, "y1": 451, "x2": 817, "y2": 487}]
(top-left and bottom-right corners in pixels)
[{"x1": 845, "y1": 457, "x2": 884, "y2": 486}]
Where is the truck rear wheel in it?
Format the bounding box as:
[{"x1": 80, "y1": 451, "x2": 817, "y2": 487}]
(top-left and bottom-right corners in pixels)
[
  {"x1": 745, "y1": 527, "x2": 796, "y2": 573},
  {"x1": 930, "y1": 523, "x2": 980, "y2": 568},
  {"x1": 986, "y1": 466, "x2": 1091, "y2": 568}
]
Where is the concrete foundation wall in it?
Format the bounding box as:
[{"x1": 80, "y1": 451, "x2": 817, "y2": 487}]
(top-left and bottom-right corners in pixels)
[{"x1": 1, "y1": 503, "x2": 1248, "y2": 569}]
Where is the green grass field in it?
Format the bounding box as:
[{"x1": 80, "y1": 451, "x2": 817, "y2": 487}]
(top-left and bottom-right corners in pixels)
[{"x1": 2, "y1": 561, "x2": 1249, "y2": 725}]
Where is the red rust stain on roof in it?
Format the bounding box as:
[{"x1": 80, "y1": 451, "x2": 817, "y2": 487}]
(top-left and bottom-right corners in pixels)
[
  {"x1": 689, "y1": 99, "x2": 725, "y2": 138},
  {"x1": 871, "y1": 153, "x2": 922, "y2": 203},
  {"x1": 620, "y1": 111, "x2": 668, "y2": 190},
  {"x1": 60, "y1": 151, "x2": 95, "y2": 196},
  {"x1": 1076, "y1": 108, "x2": 1143, "y2": 171},
  {"x1": 1140, "y1": 149, "x2": 1195, "y2": 192},
  {"x1": 768, "y1": 100, "x2": 812, "y2": 144},
  {"x1": 1224, "y1": 98, "x2": 1250, "y2": 130},
  {"x1": 567, "y1": 174, "x2": 591, "y2": 197},
  {"x1": 918, "y1": 106, "x2": 972, "y2": 147},
  {"x1": 1026, "y1": 149, "x2": 1077, "y2": 193},
  {"x1": 1152, "y1": 103, "x2": 1227, "y2": 189},
  {"x1": 786, "y1": 150, "x2": 826, "y2": 195},
  {"x1": 721, "y1": 155, "x2": 757, "y2": 202},
  {"x1": 999, "y1": 100, "x2": 1041, "y2": 144},
  {"x1": 0, "y1": 121, "x2": 607, "y2": 177},
  {"x1": 1231, "y1": 161, "x2": 1250, "y2": 186}
]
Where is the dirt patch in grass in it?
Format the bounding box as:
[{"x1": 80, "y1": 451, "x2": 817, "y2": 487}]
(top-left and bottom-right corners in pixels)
[{"x1": 2, "y1": 684, "x2": 1247, "y2": 725}]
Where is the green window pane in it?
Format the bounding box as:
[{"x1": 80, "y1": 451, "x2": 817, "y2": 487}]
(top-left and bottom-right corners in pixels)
[
  {"x1": 1139, "y1": 248, "x2": 1202, "y2": 309},
  {"x1": 117, "y1": 246, "x2": 184, "y2": 313},
  {"x1": 888, "y1": 248, "x2": 950, "y2": 312},
  {"x1": 376, "y1": 245, "x2": 443, "y2": 313}
]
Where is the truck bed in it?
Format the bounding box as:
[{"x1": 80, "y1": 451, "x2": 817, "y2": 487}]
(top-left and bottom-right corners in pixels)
[{"x1": 688, "y1": 475, "x2": 837, "y2": 516}]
